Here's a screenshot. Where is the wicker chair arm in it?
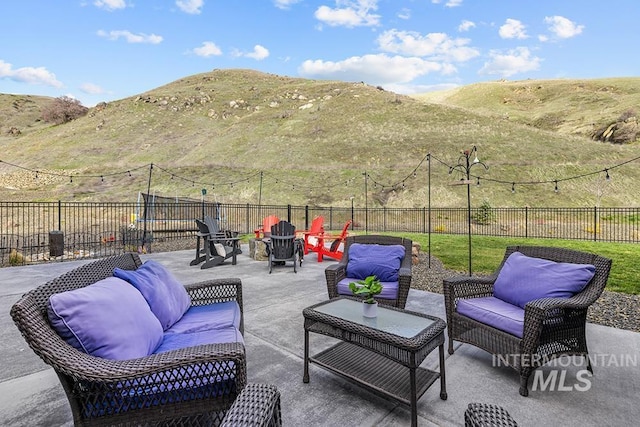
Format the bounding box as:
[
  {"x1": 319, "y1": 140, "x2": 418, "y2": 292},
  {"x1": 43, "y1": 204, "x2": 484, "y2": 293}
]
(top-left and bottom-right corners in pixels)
[
  {"x1": 443, "y1": 275, "x2": 495, "y2": 299},
  {"x1": 185, "y1": 278, "x2": 243, "y2": 304},
  {"x1": 55, "y1": 341, "x2": 247, "y2": 381},
  {"x1": 220, "y1": 383, "x2": 282, "y2": 427}
]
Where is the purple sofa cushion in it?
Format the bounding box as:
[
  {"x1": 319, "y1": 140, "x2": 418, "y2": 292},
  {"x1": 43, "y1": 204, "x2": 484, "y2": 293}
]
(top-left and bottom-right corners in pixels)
[
  {"x1": 346, "y1": 243, "x2": 405, "y2": 282},
  {"x1": 154, "y1": 326, "x2": 244, "y2": 354},
  {"x1": 493, "y1": 251, "x2": 596, "y2": 309},
  {"x1": 114, "y1": 260, "x2": 191, "y2": 330},
  {"x1": 337, "y1": 278, "x2": 399, "y2": 300},
  {"x1": 164, "y1": 302, "x2": 242, "y2": 335},
  {"x1": 48, "y1": 277, "x2": 163, "y2": 360},
  {"x1": 457, "y1": 296, "x2": 525, "y2": 338}
]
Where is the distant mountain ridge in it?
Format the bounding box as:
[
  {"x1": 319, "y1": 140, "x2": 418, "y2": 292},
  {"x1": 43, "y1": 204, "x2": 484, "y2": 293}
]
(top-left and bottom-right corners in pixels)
[{"x1": 0, "y1": 69, "x2": 638, "y2": 208}]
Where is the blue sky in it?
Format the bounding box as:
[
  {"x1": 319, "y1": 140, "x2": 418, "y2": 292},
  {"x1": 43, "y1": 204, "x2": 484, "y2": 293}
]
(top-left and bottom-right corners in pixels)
[{"x1": 1, "y1": 0, "x2": 637, "y2": 107}]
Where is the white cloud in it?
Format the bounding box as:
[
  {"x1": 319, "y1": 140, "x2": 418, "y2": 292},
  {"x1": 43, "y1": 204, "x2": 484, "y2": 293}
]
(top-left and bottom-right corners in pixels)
[
  {"x1": 377, "y1": 29, "x2": 480, "y2": 63},
  {"x1": 299, "y1": 53, "x2": 455, "y2": 85},
  {"x1": 398, "y1": 8, "x2": 411, "y2": 20},
  {"x1": 0, "y1": 59, "x2": 63, "y2": 88},
  {"x1": 234, "y1": 45, "x2": 270, "y2": 60},
  {"x1": 94, "y1": 0, "x2": 127, "y2": 11},
  {"x1": 432, "y1": 0, "x2": 463, "y2": 7},
  {"x1": 192, "y1": 41, "x2": 222, "y2": 57},
  {"x1": 274, "y1": 0, "x2": 301, "y2": 9},
  {"x1": 245, "y1": 45, "x2": 270, "y2": 60},
  {"x1": 544, "y1": 16, "x2": 584, "y2": 39},
  {"x1": 315, "y1": 0, "x2": 381, "y2": 28},
  {"x1": 176, "y1": 0, "x2": 204, "y2": 15},
  {"x1": 499, "y1": 18, "x2": 528, "y2": 39},
  {"x1": 79, "y1": 83, "x2": 106, "y2": 94},
  {"x1": 479, "y1": 47, "x2": 541, "y2": 77},
  {"x1": 458, "y1": 20, "x2": 475, "y2": 32},
  {"x1": 97, "y1": 30, "x2": 163, "y2": 44}
]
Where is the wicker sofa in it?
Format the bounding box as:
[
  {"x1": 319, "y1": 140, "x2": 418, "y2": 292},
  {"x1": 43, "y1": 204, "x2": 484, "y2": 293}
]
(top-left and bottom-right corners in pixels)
[
  {"x1": 325, "y1": 235, "x2": 413, "y2": 309},
  {"x1": 444, "y1": 245, "x2": 612, "y2": 396},
  {"x1": 10, "y1": 253, "x2": 249, "y2": 426}
]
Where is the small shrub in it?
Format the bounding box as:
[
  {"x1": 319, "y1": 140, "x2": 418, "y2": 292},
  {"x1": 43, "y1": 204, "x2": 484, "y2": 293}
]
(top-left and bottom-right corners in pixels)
[
  {"x1": 472, "y1": 200, "x2": 495, "y2": 225},
  {"x1": 42, "y1": 96, "x2": 88, "y2": 124},
  {"x1": 434, "y1": 224, "x2": 446, "y2": 233},
  {"x1": 618, "y1": 108, "x2": 637, "y2": 122},
  {"x1": 9, "y1": 250, "x2": 25, "y2": 266}
]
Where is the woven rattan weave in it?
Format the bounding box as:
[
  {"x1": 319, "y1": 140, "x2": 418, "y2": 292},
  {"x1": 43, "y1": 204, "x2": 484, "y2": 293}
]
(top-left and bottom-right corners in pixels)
[
  {"x1": 324, "y1": 235, "x2": 413, "y2": 308},
  {"x1": 303, "y1": 297, "x2": 446, "y2": 427},
  {"x1": 444, "y1": 245, "x2": 612, "y2": 397},
  {"x1": 464, "y1": 402, "x2": 518, "y2": 427},
  {"x1": 10, "y1": 253, "x2": 248, "y2": 426},
  {"x1": 220, "y1": 383, "x2": 282, "y2": 427}
]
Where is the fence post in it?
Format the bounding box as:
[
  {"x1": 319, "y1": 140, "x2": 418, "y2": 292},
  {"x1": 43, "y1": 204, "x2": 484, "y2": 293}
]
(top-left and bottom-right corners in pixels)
[
  {"x1": 594, "y1": 206, "x2": 598, "y2": 242},
  {"x1": 525, "y1": 206, "x2": 528, "y2": 238},
  {"x1": 57, "y1": 200, "x2": 62, "y2": 231}
]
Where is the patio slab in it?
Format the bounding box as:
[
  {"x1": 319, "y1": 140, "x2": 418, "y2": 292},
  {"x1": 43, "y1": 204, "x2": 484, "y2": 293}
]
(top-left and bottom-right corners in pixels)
[{"x1": 1, "y1": 247, "x2": 639, "y2": 426}]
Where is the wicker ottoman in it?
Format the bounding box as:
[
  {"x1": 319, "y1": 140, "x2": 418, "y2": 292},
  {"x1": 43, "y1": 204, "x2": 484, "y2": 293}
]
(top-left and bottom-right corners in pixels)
[{"x1": 464, "y1": 403, "x2": 518, "y2": 427}]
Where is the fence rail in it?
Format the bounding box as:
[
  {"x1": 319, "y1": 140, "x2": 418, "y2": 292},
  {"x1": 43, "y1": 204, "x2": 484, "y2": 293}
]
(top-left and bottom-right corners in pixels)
[{"x1": 1, "y1": 201, "x2": 638, "y2": 266}]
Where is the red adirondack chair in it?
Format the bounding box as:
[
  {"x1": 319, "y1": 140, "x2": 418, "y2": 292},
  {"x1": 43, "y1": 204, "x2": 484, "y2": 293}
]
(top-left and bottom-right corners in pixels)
[
  {"x1": 254, "y1": 215, "x2": 280, "y2": 238},
  {"x1": 303, "y1": 217, "x2": 352, "y2": 262}
]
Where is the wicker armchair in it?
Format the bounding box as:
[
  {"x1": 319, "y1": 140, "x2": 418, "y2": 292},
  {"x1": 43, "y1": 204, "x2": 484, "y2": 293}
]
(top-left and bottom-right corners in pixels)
[
  {"x1": 10, "y1": 253, "x2": 247, "y2": 426},
  {"x1": 443, "y1": 246, "x2": 612, "y2": 396},
  {"x1": 325, "y1": 235, "x2": 413, "y2": 309},
  {"x1": 220, "y1": 383, "x2": 282, "y2": 427}
]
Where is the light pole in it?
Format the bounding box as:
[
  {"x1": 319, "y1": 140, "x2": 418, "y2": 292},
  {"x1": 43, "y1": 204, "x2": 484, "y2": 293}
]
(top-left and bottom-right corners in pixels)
[
  {"x1": 449, "y1": 146, "x2": 488, "y2": 276},
  {"x1": 350, "y1": 196, "x2": 355, "y2": 231},
  {"x1": 363, "y1": 171, "x2": 368, "y2": 234}
]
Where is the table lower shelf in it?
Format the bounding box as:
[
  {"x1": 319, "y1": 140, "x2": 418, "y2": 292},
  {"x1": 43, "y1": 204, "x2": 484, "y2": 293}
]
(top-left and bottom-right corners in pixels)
[{"x1": 310, "y1": 341, "x2": 441, "y2": 406}]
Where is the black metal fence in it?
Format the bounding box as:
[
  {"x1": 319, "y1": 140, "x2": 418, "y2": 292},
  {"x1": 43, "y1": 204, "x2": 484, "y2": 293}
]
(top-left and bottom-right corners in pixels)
[{"x1": 1, "y1": 201, "x2": 639, "y2": 266}]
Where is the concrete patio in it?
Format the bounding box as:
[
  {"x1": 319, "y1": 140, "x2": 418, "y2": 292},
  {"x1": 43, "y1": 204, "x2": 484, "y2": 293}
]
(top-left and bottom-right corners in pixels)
[{"x1": 1, "y1": 246, "x2": 639, "y2": 426}]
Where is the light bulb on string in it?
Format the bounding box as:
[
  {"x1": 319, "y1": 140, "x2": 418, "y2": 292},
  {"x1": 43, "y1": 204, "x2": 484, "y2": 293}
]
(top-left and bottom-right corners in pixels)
[
  {"x1": 554, "y1": 180, "x2": 559, "y2": 193},
  {"x1": 511, "y1": 182, "x2": 515, "y2": 193},
  {"x1": 605, "y1": 169, "x2": 611, "y2": 181}
]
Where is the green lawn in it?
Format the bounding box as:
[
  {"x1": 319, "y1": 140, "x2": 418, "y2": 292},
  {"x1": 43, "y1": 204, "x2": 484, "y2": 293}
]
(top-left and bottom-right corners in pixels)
[{"x1": 397, "y1": 233, "x2": 640, "y2": 295}]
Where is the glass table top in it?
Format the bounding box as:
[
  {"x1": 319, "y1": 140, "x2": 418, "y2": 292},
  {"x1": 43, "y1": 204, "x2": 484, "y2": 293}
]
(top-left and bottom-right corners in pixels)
[{"x1": 313, "y1": 298, "x2": 435, "y2": 338}]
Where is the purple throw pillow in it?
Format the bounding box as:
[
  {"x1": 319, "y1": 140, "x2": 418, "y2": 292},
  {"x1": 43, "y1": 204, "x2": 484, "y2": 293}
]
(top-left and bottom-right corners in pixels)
[
  {"x1": 48, "y1": 277, "x2": 163, "y2": 360},
  {"x1": 346, "y1": 243, "x2": 405, "y2": 282},
  {"x1": 114, "y1": 260, "x2": 191, "y2": 330},
  {"x1": 493, "y1": 251, "x2": 596, "y2": 309}
]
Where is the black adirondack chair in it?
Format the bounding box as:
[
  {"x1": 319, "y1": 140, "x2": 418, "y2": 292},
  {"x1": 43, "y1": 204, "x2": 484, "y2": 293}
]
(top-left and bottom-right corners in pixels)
[{"x1": 268, "y1": 220, "x2": 300, "y2": 273}]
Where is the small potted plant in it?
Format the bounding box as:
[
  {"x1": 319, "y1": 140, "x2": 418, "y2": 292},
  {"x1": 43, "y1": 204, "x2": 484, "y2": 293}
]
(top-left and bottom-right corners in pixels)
[{"x1": 349, "y1": 275, "x2": 383, "y2": 317}]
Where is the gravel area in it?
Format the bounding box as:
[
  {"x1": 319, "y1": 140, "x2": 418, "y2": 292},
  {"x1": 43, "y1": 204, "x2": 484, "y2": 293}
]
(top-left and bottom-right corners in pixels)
[{"x1": 412, "y1": 253, "x2": 640, "y2": 334}]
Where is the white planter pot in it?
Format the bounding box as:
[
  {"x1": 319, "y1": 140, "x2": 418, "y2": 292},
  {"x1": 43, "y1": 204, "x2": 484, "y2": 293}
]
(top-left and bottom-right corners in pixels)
[{"x1": 362, "y1": 301, "x2": 378, "y2": 318}]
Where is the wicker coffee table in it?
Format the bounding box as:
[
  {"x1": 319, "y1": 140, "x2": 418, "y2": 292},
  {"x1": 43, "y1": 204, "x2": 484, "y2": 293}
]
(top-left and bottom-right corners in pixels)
[{"x1": 303, "y1": 297, "x2": 447, "y2": 427}]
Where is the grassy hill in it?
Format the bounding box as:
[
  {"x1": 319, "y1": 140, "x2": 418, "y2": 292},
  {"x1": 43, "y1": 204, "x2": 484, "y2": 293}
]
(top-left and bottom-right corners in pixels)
[{"x1": 1, "y1": 69, "x2": 639, "y2": 208}]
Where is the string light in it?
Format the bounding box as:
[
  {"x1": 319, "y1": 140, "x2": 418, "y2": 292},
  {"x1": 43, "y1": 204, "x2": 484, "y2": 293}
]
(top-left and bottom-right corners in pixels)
[
  {"x1": 511, "y1": 182, "x2": 515, "y2": 193},
  {"x1": 0, "y1": 151, "x2": 638, "y2": 200}
]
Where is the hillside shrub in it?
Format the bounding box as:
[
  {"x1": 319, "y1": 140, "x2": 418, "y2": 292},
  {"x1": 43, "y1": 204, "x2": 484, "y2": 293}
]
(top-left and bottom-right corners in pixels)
[{"x1": 42, "y1": 96, "x2": 88, "y2": 124}]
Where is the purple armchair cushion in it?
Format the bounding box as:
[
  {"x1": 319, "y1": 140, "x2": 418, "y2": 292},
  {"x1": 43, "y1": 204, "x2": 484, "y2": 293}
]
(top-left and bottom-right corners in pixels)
[
  {"x1": 48, "y1": 277, "x2": 163, "y2": 360},
  {"x1": 155, "y1": 326, "x2": 244, "y2": 354},
  {"x1": 165, "y1": 302, "x2": 242, "y2": 335},
  {"x1": 337, "y1": 278, "x2": 399, "y2": 300},
  {"x1": 457, "y1": 296, "x2": 525, "y2": 338},
  {"x1": 346, "y1": 243, "x2": 405, "y2": 282},
  {"x1": 114, "y1": 260, "x2": 191, "y2": 330},
  {"x1": 493, "y1": 251, "x2": 596, "y2": 309}
]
